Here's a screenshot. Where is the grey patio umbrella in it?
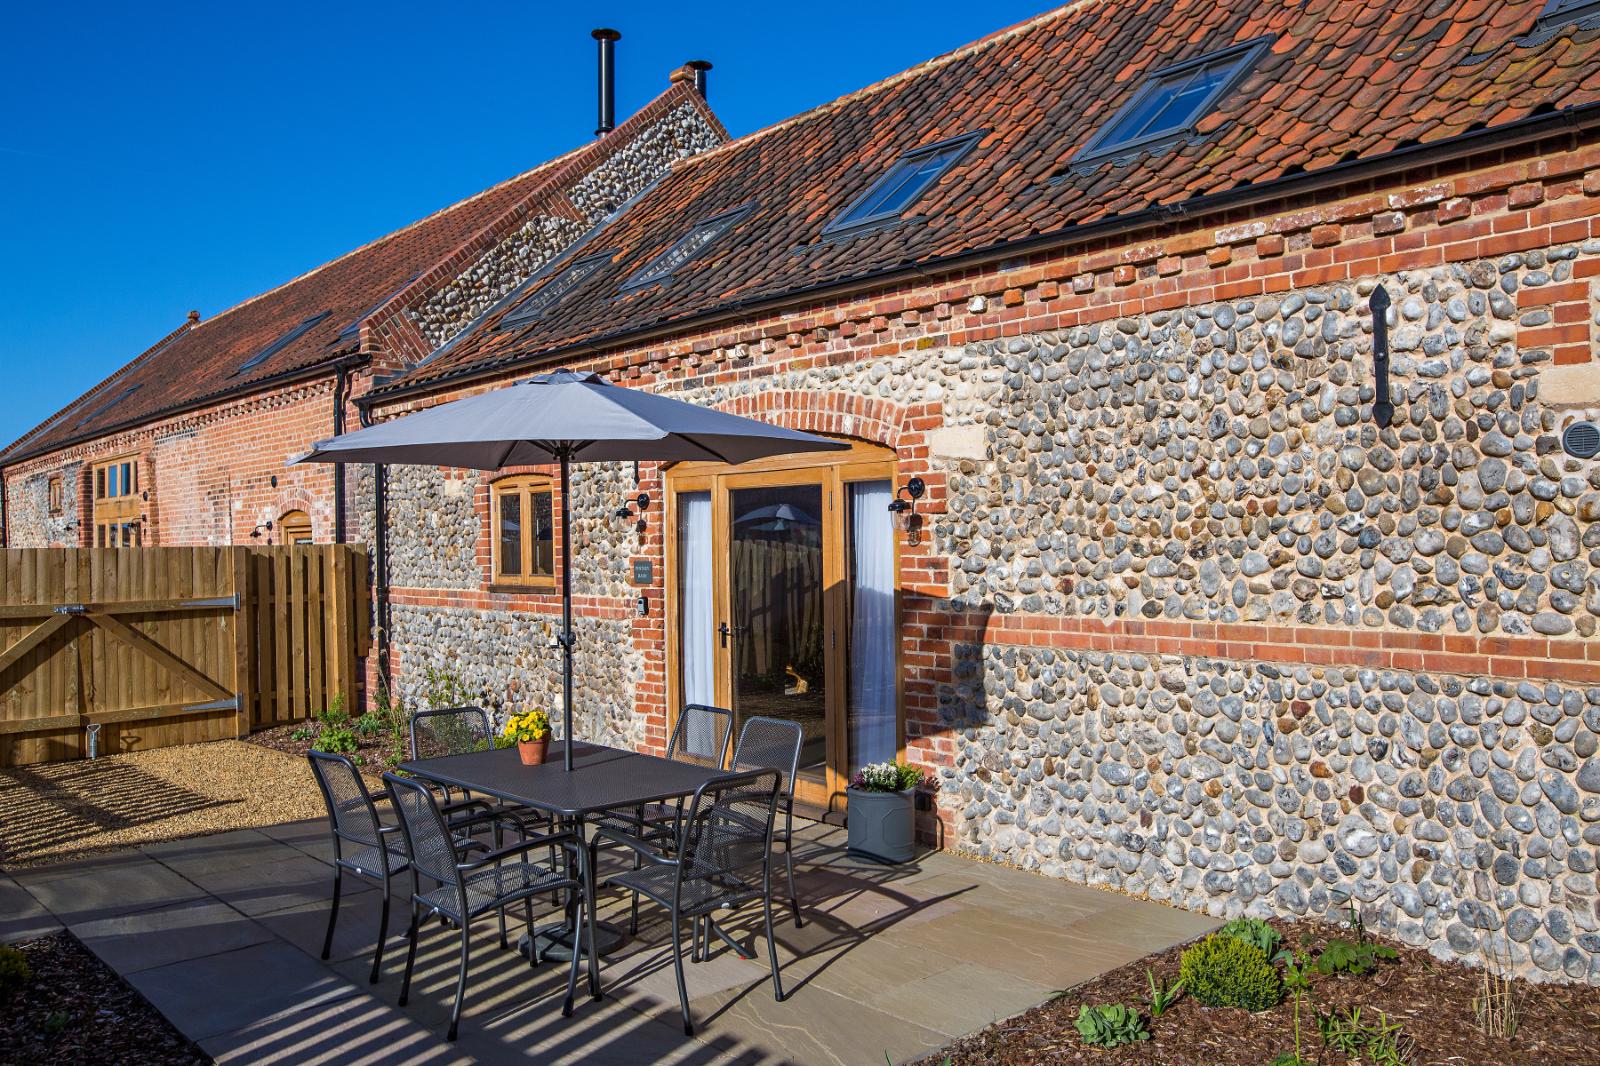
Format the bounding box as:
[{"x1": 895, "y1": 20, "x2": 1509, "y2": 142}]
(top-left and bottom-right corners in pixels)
[{"x1": 295, "y1": 370, "x2": 848, "y2": 770}]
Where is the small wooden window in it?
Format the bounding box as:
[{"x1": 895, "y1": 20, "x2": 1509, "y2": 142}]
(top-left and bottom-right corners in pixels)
[
  {"x1": 279, "y1": 510, "x2": 313, "y2": 544},
  {"x1": 47, "y1": 476, "x2": 63, "y2": 515},
  {"x1": 490, "y1": 476, "x2": 554, "y2": 586},
  {"x1": 92, "y1": 456, "x2": 141, "y2": 547}
]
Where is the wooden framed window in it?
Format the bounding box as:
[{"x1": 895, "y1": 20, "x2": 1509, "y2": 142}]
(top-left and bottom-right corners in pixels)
[
  {"x1": 92, "y1": 456, "x2": 141, "y2": 547},
  {"x1": 279, "y1": 510, "x2": 313, "y2": 544},
  {"x1": 47, "y1": 476, "x2": 63, "y2": 515},
  {"x1": 490, "y1": 476, "x2": 555, "y2": 586}
]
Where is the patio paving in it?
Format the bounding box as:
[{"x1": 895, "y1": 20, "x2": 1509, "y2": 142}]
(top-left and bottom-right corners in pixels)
[{"x1": 5, "y1": 818, "x2": 1217, "y2": 1064}]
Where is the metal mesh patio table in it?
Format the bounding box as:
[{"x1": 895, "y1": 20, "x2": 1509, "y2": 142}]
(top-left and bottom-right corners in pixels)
[{"x1": 397, "y1": 740, "x2": 735, "y2": 996}]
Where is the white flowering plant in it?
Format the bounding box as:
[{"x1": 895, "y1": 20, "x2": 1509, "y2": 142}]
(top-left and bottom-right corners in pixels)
[{"x1": 850, "y1": 761, "x2": 927, "y2": 794}]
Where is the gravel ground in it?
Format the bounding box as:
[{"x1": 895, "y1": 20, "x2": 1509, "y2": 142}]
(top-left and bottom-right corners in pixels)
[
  {"x1": 914, "y1": 917, "x2": 1600, "y2": 1065},
  {"x1": 0, "y1": 931, "x2": 207, "y2": 1065},
  {"x1": 0, "y1": 741, "x2": 324, "y2": 868}
]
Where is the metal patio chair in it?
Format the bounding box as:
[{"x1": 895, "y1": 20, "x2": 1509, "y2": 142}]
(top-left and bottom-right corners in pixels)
[
  {"x1": 592, "y1": 703, "x2": 735, "y2": 932},
  {"x1": 730, "y1": 715, "x2": 805, "y2": 928},
  {"x1": 384, "y1": 772, "x2": 592, "y2": 1041},
  {"x1": 307, "y1": 750, "x2": 410, "y2": 985},
  {"x1": 410, "y1": 706, "x2": 544, "y2": 832},
  {"x1": 591, "y1": 769, "x2": 785, "y2": 1036}
]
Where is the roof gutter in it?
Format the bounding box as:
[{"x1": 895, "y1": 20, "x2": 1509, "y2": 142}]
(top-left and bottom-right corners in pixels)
[
  {"x1": 2, "y1": 351, "x2": 371, "y2": 469},
  {"x1": 361, "y1": 100, "x2": 1600, "y2": 408}
]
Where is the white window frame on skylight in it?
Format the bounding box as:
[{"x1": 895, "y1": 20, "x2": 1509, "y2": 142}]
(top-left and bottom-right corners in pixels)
[
  {"x1": 620, "y1": 204, "x2": 754, "y2": 292},
  {"x1": 821, "y1": 131, "x2": 984, "y2": 238},
  {"x1": 1070, "y1": 37, "x2": 1271, "y2": 167},
  {"x1": 234, "y1": 311, "x2": 332, "y2": 376},
  {"x1": 501, "y1": 251, "x2": 614, "y2": 328}
]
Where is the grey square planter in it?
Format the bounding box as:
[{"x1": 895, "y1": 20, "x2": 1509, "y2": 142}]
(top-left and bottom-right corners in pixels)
[{"x1": 846, "y1": 787, "x2": 916, "y2": 864}]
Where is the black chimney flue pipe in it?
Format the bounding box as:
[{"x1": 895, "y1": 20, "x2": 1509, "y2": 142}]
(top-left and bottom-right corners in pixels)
[
  {"x1": 686, "y1": 59, "x2": 711, "y2": 100},
  {"x1": 593, "y1": 28, "x2": 620, "y2": 136}
]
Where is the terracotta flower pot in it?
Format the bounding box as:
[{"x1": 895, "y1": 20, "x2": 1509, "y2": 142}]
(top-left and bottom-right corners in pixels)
[{"x1": 517, "y1": 738, "x2": 549, "y2": 766}]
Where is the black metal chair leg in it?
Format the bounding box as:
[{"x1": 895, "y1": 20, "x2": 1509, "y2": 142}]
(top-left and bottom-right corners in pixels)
[
  {"x1": 369, "y1": 880, "x2": 391, "y2": 983},
  {"x1": 584, "y1": 854, "x2": 602, "y2": 1000},
  {"x1": 784, "y1": 842, "x2": 803, "y2": 928},
  {"x1": 321, "y1": 868, "x2": 342, "y2": 960},
  {"x1": 671, "y1": 914, "x2": 694, "y2": 1037},
  {"x1": 399, "y1": 902, "x2": 420, "y2": 1007},
  {"x1": 447, "y1": 924, "x2": 469, "y2": 1042},
  {"x1": 763, "y1": 893, "x2": 785, "y2": 1003},
  {"x1": 562, "y1": 851, "x2": 586, "y2": 1017}
]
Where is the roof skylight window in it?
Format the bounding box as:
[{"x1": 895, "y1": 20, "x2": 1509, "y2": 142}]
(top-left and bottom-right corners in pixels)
[
  {"x1": 1072, "y1": 38, "x2": 1269, "y2": 165},
  {"x1": 822, "y1": 132, "x2": 982, "y2": 237},
  {"x1": 502, "y1": 252, "x2": 613, "y2": 327},
  {"x1": 621, "y1": 204, "x2": 753, "y2": 291},
  {"x1": 234, "y1": 311, "x2": 332, "y2": 376},
  {"x1": 1535, "y1": 0, "x2": 1600, "y2": 29},
  {"x1": 74, "y1": 383, "x2": 142, "y2": 429}
]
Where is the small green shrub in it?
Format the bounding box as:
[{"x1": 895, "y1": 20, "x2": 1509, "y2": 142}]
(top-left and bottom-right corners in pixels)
[
  {"x1": 1146, "y1": 968, "x2": 1184, "y2": 1018},
  {"x1": 1074, "y1": 1003, "x2": 1149, "y2": 1048},
  {"x1": 1179, "y1": 933, "x2": 1283, "y2": 1011},
  {"x1": 289, "y1": 726, "x2": 312, "y2": 742},
  {"x1": 0, "y1": 946, "x2": 32, "y2": 1000},
  {"x1": 1221, "y1": 917, "x2": 1281, "y2": 957},
  {"x1": 1269, "y1": 1054, "x2": 1314, "y2": 1066},
  {"x1": 354, "y1": 711, "x2": 385, "y2": 736},
  {"x1": 311, "y1": 724, "x2": 358, "y2": 755}
]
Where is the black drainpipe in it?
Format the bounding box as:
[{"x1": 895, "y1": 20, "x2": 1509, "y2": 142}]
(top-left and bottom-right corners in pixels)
[
  {"x1": 357, "y1": 402, "x2": 391, "y2": 689},
  {"x1": 0, "y1": 463, "x2": 9, "y2": 549},
  {"x1": 332, "y1": 364, "x2": 351, "y2": 543}
]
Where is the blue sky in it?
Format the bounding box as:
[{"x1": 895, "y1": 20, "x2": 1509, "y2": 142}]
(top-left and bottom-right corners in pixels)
[{"x1": 0, "y1": 0, "x2": 1048, "y2": 447}]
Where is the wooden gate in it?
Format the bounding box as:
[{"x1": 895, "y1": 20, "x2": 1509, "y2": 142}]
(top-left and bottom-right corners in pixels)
[{"x1": 0, "y1": 545, "x2": 369, "y2": 767}]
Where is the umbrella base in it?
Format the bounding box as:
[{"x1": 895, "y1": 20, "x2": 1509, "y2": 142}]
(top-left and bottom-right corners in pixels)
[{"x1": 522, "y1": 920, "x2": 626, "y2": 962}]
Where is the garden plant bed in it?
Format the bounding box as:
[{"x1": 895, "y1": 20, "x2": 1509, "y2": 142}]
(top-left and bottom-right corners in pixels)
[
  {"x1": 0, "y1": 931, "x2": 207, "y2": 1065},
  {"x1": 917, "y1": 917, "x2": 1600, "y2": 1065},
  {"x1": 246, "y1": 718, "x2": 398, "y2": 777},
  {"x1": 0, "y1": 741, "x2": 323, "y2": 868}
]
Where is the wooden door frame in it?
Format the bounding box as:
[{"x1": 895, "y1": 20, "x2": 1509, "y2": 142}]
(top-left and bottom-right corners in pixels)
[{"x1": 663, "y1": 439, "x2": 902, "y2": 813}]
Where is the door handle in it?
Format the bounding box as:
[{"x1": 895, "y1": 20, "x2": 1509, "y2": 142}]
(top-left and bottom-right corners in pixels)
[{"x1": 719, "y1": 622, "x2": 732, "y2": 647}]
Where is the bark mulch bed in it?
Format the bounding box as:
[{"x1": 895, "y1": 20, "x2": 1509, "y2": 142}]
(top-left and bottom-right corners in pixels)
[
  {"x1": 0, "y1": 741, "x2": 325, "y2": 869},
  {"x1": 915, "y1": 917, "x2": 1600, "y2": 1066},
  {"x1": 244, "y1": 717, "x2": 401, "y2": 781},
  {"x1": 0, "y1": 931, "x2": 207, "y2": 1065}
]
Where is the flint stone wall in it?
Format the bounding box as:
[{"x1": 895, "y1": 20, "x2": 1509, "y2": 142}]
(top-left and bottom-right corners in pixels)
[
  {"x1": 389, "y1": 604, "x2": 643, "y2": 752},
  {"x1": 5, "y1": 464, "x2": 81, "y2": 546},
  {"x1": 376, "y1": 242, "x2": 1600, "y2": 982},
  {"x1": 408, "y1": 104, "x2": 721, "y2": 353}
]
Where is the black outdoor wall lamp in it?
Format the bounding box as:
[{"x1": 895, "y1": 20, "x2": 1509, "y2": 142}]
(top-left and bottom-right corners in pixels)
[
  {"x1": 614, "y1": 492, "x2": 650, "y2": 533},
  {"x1": 1369, "y1": 285, "x2": 1396, "y2": 428},
  {"x1": 888, "y1": 476, "x2": 926, "y2": 537}
]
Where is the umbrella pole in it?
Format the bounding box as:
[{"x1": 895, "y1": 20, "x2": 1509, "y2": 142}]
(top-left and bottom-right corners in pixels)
[{"x1": 559, "y1": 447, "x2": 575, "y2": 772}]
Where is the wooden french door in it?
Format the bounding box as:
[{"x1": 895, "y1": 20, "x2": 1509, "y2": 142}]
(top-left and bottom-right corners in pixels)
[{"x1": 665, "y1": 441, "x2": 899, "y2": 812}]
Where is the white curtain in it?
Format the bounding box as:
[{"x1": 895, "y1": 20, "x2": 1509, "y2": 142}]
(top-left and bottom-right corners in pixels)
[
  {"x1": 849, "y1": 480, "x2": 896, "y2": 770},
  {"x1": 678, "y1": 492, "x2": 716, "y2": 756}
]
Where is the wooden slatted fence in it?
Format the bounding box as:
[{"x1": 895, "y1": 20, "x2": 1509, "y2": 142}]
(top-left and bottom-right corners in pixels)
[{"x1": 0, "y1": 545, "x2": 369, "y2": 767}]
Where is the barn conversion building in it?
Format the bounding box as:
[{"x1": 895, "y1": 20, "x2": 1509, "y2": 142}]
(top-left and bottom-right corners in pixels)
[{"x1": 7, "y1": 1, "x2": 1600, "y2": 982}]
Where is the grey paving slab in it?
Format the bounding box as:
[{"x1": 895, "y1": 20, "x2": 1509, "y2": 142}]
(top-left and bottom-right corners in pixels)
[
  {"x1": 199, "y1": 987, "x2": 470, "y2": 1065},
  {"x1": 125, "y1": 940, "x2": 361, "y2": 1043},
  {"x1": 21, "y1": 854, "x2": 208, "y2": 924},
  {"x1": 700, "y1": 979, "x2": 949, "y2": 1066},
  {"x1": 140, "y1": 828, "x2": 300, "y2": 878},
  {"x1": 0, "y1": 871, "x2": 60, "y2": 943},
  {"x1": 181, "y1": 849, "x2": 371, "y2": 918},
  {"x1": 254, "y1": 892, "x2": 394, "y2": 967},
  {"x1": 72, "y1": 897, "x2": 275, "y2": 975}
]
